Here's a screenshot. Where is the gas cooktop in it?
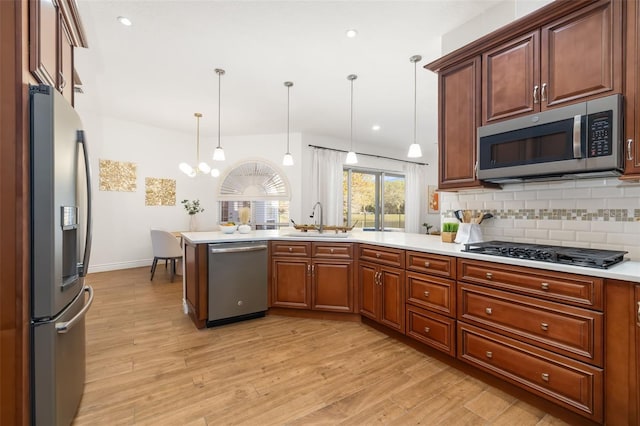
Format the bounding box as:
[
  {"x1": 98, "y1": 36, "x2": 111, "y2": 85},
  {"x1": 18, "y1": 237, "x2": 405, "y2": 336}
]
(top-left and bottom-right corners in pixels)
[{"x1": 462, "y1": 241, "x2": 627, "y2": 269}]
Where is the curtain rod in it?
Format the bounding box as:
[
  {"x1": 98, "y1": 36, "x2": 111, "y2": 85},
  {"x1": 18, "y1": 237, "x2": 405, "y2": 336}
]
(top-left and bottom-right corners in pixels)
[{"x1": 307, "y1": 144, "x2": 429, "y2": 166}]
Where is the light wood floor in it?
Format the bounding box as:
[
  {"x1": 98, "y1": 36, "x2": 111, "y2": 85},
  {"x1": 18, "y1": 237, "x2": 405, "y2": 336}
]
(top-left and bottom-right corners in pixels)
[{"x1": 73, "y1": 266, "x2": 574, "y2": 426}]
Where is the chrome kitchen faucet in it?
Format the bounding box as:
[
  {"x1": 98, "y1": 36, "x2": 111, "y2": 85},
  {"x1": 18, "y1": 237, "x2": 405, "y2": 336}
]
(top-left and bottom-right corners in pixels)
[{"x1": 310, "y1": 202, "x2": 324, "y2": 233}]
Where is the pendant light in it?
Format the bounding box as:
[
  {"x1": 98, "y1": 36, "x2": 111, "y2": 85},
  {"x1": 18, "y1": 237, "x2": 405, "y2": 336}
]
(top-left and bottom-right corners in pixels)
[
  {"x1": 407, "y1": 55, "x2": 423, "y2": 158},
  {"x1": 212, "y1": 68, "x2": 226, "y2": 162},
  {"x1": 282, "y1": 81, "x2": 294, "y2": 166},
  {"x1": 345, "y1": 74, "x2": 358, "y2": 165},
  {"x1": 179, "y1": 112, "x2": 209, "y2": 178}
]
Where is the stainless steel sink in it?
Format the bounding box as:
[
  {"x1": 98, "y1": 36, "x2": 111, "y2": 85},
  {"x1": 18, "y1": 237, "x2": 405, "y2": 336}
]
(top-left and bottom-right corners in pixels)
[{"x1": 284, "y1": 232, "x2": 351, "y2": 238}]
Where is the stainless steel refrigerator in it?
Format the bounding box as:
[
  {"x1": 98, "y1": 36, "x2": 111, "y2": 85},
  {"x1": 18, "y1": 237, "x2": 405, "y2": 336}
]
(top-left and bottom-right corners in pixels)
[{"x1": 30, "y1": 85, "x2": 94, "y2": 426}]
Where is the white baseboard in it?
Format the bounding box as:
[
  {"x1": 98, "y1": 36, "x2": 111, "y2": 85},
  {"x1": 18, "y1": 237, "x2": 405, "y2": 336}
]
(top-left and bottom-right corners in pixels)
[{"x1": 88, "y1": 259, "x2": 153, "y2": 273}]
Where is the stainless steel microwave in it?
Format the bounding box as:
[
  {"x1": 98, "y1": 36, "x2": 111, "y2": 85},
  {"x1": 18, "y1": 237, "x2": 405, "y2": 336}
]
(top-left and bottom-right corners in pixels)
[{"x1": 477, "y1": 94, "x2": 623, "y2": 183}]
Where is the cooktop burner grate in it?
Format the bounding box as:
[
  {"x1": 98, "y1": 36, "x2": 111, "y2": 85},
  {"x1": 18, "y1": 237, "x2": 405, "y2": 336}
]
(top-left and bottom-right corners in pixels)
[{"x1": 463, "y1": 241, "x2": 627, "y2": 269}]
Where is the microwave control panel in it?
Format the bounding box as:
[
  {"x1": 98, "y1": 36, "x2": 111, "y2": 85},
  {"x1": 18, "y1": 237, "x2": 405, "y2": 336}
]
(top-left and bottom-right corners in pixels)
[{"x1": 587, "y1": 110, "x2": 612, "y2": 157}]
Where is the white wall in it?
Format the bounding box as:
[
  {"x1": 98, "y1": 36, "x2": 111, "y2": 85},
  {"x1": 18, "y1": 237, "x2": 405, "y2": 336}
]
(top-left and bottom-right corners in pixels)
[{"x1": 79, "y1": 110, "x2": 303, "y2": 272}]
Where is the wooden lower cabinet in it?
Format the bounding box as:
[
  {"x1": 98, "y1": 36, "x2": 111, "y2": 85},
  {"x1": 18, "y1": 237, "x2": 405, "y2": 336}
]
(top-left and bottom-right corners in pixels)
[
  {"x1": 359, "y1": 261, "x2": 405, "y2": 333},
  {"x1": 184, "y1": 241, "x2": 208, "y2": 329},
  {"x1": 458, "y1": 322, "x2": 603, "y2": 422},
  {"x1": 271, "y1": 257, "x2": 311, "y2": 309},
  {"x1": 406, "y1": 305, "x2": 455, "y2": 356},
  {"x1": 311, "y1": 259, "x2": 353, "y2": 312},
  {"x1": 636, "y1": 285, "x2": 640, "y2": 423}
]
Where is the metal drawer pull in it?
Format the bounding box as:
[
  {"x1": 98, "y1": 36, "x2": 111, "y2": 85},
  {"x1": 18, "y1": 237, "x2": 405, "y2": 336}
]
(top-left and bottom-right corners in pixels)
[
  {"x1": 533, "y1": 85, "x2": 539, "y2": 104},
  {"x1": 307, "y1": 265, "x2": 311, "y2": 273},
  {"x1": 540, "y1": 323, "x2": 549, "y2": 331},
  {"x1": 424, "y1": 261, "x2": 430, "y2": 268},
  {"x1": 311, "y1": 265, "x2": 315, "y2": 273},
  {"x1": 423, "y1": 291, "x2": 430, "y2": 297},
  {"x1": 376, "y1": 253, "x2": 381, "y2": 258},
  {"x1": 486, "y1": 351, "x2": 493, "y2": 359},
  {"x1": 486, "y1": 272, "x2": 493, "y2": 280},
  {"x1": 541, "y1": 83, "x2": 548, "y2": 102},
  {"x1": 330, "y1": 248, "x2": 334, "y2": 254},
  {"x1": 541, "y1": 282, "x2": 549, "y2": 290},
  {"x1": 424, "y1": 327, "x2": 430, "y2": 333},
  {"x1": 637, "y1": 301, "x2": 640, "y2": 324},
  {"x1": 289, "y1": 247, "x2": 293, "y2": 252},
  {"x1": 485, "y1": 307, "x2": 492, "y2": 315},
  {"x1": 627, "y1": 139, "x2": 633, "y2": 161},
  {"x1": 541, "y1": 373, "x2": 550, "y2": 382}
]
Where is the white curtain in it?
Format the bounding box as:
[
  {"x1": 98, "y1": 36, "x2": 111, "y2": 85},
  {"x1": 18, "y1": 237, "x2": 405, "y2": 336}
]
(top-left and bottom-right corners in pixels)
[
  {"x1": 404, "y1": 162, "x2": 426, "y2": 233},
  {"x1": 311, "y1": 148, "x2": 345, "y2": 226}
]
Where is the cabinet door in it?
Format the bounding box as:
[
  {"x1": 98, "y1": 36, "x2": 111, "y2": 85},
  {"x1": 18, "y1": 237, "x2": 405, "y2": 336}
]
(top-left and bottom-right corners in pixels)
[
  {"x1": 184, "y1": 242, "x2": 207, "y2": 328},
  {"x1": 624, "y1": 0, "x2": 640, "y2": 177},
  {"x1": 636, "y1": 285, "x2": 640, "y2": 423},
  {"x1": 30, "y1": 0, "x2": 58, "y2": 87},
  {"x1": 541, "y1": 0, "x2": 621, "y2": 109},
  {"x1": 59, "y1": 15, "x2": 74, "y2": 103},
  {"x1": 271, "y1": 258, "x2": 311, "y2": 309},
  {"x1": 379, "y1": 266, "x2": 405, "y2": 333},
  {"x1": 482, "y1": 31, "x2": 540, "y2": 124},
  {"x1": 438, "y1": 57, "x2": 483, "y2": 190},
  {"x1": 312, "y1": 260, "x2": 353, "y2": 312},
  {"x1": 359, "y1": 263, "x2": 378, "y2": 320}
]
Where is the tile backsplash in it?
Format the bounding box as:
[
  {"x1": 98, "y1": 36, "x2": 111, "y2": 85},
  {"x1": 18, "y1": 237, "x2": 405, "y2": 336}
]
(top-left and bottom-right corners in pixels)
[{"x1": 440, "y1": 178, "x2": 640, "y2": 261}]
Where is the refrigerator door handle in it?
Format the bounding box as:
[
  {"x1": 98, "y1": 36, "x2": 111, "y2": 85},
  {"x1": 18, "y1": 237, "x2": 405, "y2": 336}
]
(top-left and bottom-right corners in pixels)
[
  {"x1": 55, "y1": 286, "x2": 94, "y2": 334},
  {"x1": 77, "y1": 130, "x2": 93, "y2": 278}
]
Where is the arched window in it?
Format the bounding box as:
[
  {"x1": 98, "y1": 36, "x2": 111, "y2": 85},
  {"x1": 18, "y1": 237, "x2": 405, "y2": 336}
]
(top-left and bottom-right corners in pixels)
[{"x1": 218, "y1": 161, "x2": 290, "y2": 229}]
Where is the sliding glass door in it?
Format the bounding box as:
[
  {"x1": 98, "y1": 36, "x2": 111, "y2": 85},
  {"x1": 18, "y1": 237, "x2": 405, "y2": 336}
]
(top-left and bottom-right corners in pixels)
[{"x1": 343, "y1": 168, "x2": 405, "y2": 231}]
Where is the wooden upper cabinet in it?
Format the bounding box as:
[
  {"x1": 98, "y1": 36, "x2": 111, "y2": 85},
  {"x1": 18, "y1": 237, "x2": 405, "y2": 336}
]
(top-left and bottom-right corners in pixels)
[
  {"x1": 29, "y1": 0, "x2": 88, "y2": 105},
  {"x1": 483, "y1": 31, "x2": 539, "y2": 124},
  {"x1": 541, "y1": 0, "x2": 621, "y2": 109},
  {"x1": 623, "y1": 0, "x2": 640, "y2": 178},
  {"x1": 30, "y1": 0, "x2": 58, "y2": 88},
  {"x1": 482, "y1": 0, "x2": 621, "y2": 124},
  {"x1": 438, "y1": 57, "x2": 483, "y2": 190}
]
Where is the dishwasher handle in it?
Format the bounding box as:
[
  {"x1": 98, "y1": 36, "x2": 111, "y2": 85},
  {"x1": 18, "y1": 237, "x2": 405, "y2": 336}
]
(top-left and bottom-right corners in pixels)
[{"x1": 210, "y1": 244, "x2": 268, "y2": 254}]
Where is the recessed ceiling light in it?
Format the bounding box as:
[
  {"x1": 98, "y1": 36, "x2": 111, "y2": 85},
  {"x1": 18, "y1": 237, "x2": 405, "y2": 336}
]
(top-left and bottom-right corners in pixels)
[
  {"x1": 346, "y1": 29, "x2": 358, "y2": 38},
  {"x1": 372, "y1": 125, "x2": 381, "y2": 131},
  {"x1": 117, "y1": 16, "x2": 132, "y2": 26}
]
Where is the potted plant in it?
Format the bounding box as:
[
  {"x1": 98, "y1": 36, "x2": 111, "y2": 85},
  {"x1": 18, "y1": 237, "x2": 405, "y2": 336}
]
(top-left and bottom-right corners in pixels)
[
  {"x1": 182, "y1": 199, "x2": 204, "y2": 231},
  {"x1": 441, "y1": 222, "x2": 458, "y2": 243}
]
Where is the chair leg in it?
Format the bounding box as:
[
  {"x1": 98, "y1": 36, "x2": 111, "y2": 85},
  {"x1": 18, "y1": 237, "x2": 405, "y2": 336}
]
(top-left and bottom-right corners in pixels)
[
  {"x1": 170, "y1": 259, "x2": 175, "y2": 282},
  {"x1": 150, "y1": 258, "x2": 158, "y2": 281},
  {"x1": 165, "y1": 259, "x2": 168, "y2": 269}
]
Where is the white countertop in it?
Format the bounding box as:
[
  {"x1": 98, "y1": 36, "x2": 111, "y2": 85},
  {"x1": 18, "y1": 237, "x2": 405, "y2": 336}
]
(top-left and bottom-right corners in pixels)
[{"x1": 181, "y1": 229, "x2": 640, "y2": 283}]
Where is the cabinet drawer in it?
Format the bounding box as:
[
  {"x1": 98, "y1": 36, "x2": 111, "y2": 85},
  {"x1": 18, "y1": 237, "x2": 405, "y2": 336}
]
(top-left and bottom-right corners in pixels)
[
  {"x1": 406, "y1": 305, "x2": 455, "y2": 356},
  {"x1": 458, "y1": 283, "x2": 603, "y2": 366},
  {"x1": 458, "y1": 323, "x2": 603, "y2": 422},
  {"x1": 457, "y1": 258, "x2": 603, "y2": 310},
  {"x1": 406, "y1": 271, "x2": 455, "y2": 317},
  {"x1": 312, "y1": 242, "x2": 353, "y2": 259},
  {"x1": 271, "y1": 241, "x2": 311, "y2": 257},
  {"x1": 358, "y1": 244, "x2": 404, "y2": 268},
  {"x1": 406, "y1": 251, "x2": 456, "y2": 278}
]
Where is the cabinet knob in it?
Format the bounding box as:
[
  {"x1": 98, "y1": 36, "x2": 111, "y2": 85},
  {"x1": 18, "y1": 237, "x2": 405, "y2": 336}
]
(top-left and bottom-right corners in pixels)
[
  {"x1": 540, "y1": 282, "x2": 549, "y2": 290},
  {"x1": 424, "y1": 327, "x2": 430, "y2": 333},
  {"x1": 486, "y1": 272, "x2": 493, "y2": 280},
  {"x1": 376, "y1": 253, "x2": 381, "y2": 258},
  {"x1": 486, "y1": 351, "x2": 493, "y2": 359},
  {"x1": 330, "y1": 248, "x2": 334, "y2": 254},
  {"x1": 288, "y1": 247, "x2": 293, "y2": 252},
  {"x1": 540, "y1": 323, "x2": 549, "y2": 331},
  {"x1": 485, "y1": 307, "x2": 492, "y2": 315},
  {"x1": 423, "y1": 290, "x2": 430, "y2": 298},
  {"x1": 541, "y1": 373, "x2": 550, "y2": 382},
  {"x1": 424, "y1": 261, "x2": 430, "y2": 268}
]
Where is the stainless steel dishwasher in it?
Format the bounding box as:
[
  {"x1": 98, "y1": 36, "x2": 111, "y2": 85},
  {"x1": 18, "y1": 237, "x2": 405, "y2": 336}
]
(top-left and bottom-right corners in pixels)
[{"x1": 207, "y1": 241, "x2": 268, "y2": 326}]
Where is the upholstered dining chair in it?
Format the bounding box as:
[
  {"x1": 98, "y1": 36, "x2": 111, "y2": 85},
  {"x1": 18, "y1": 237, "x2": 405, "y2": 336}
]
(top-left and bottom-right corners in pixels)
[{"x1": 149, "y1": 229, "x2": 183, "y2": 282}]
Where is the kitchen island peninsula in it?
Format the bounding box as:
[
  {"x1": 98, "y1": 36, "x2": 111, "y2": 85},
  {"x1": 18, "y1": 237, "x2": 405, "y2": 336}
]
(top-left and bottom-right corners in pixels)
[{"x1": 182, "y1": 230, "x2": 640, "y2": 425}]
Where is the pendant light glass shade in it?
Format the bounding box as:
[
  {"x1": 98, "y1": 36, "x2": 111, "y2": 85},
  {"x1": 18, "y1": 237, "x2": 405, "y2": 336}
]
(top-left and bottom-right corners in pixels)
[
  {"x1": 407, "y1": 55, "x2": 423, "y2": 158},
  {"x1": 282, "y1": 81, "x2": 294, "y2": 166},
  {"x1": 211, "y1": 168, "x2": 220, "y2": 177},
  {"x1": 213, "y1": 68, "x2": 226, "y2": 162},
  {"x1": 179, "y1": 112, "x2": 209, "y2": 177},
  {"x1": 345, "y1": 74, "x2": 358, "y2": 165}
]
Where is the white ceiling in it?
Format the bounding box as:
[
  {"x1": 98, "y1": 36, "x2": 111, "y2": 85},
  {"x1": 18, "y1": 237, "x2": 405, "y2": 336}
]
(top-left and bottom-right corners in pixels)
[{"x1": 74, "y1": 1, "x2": 506, "y2": 158}]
